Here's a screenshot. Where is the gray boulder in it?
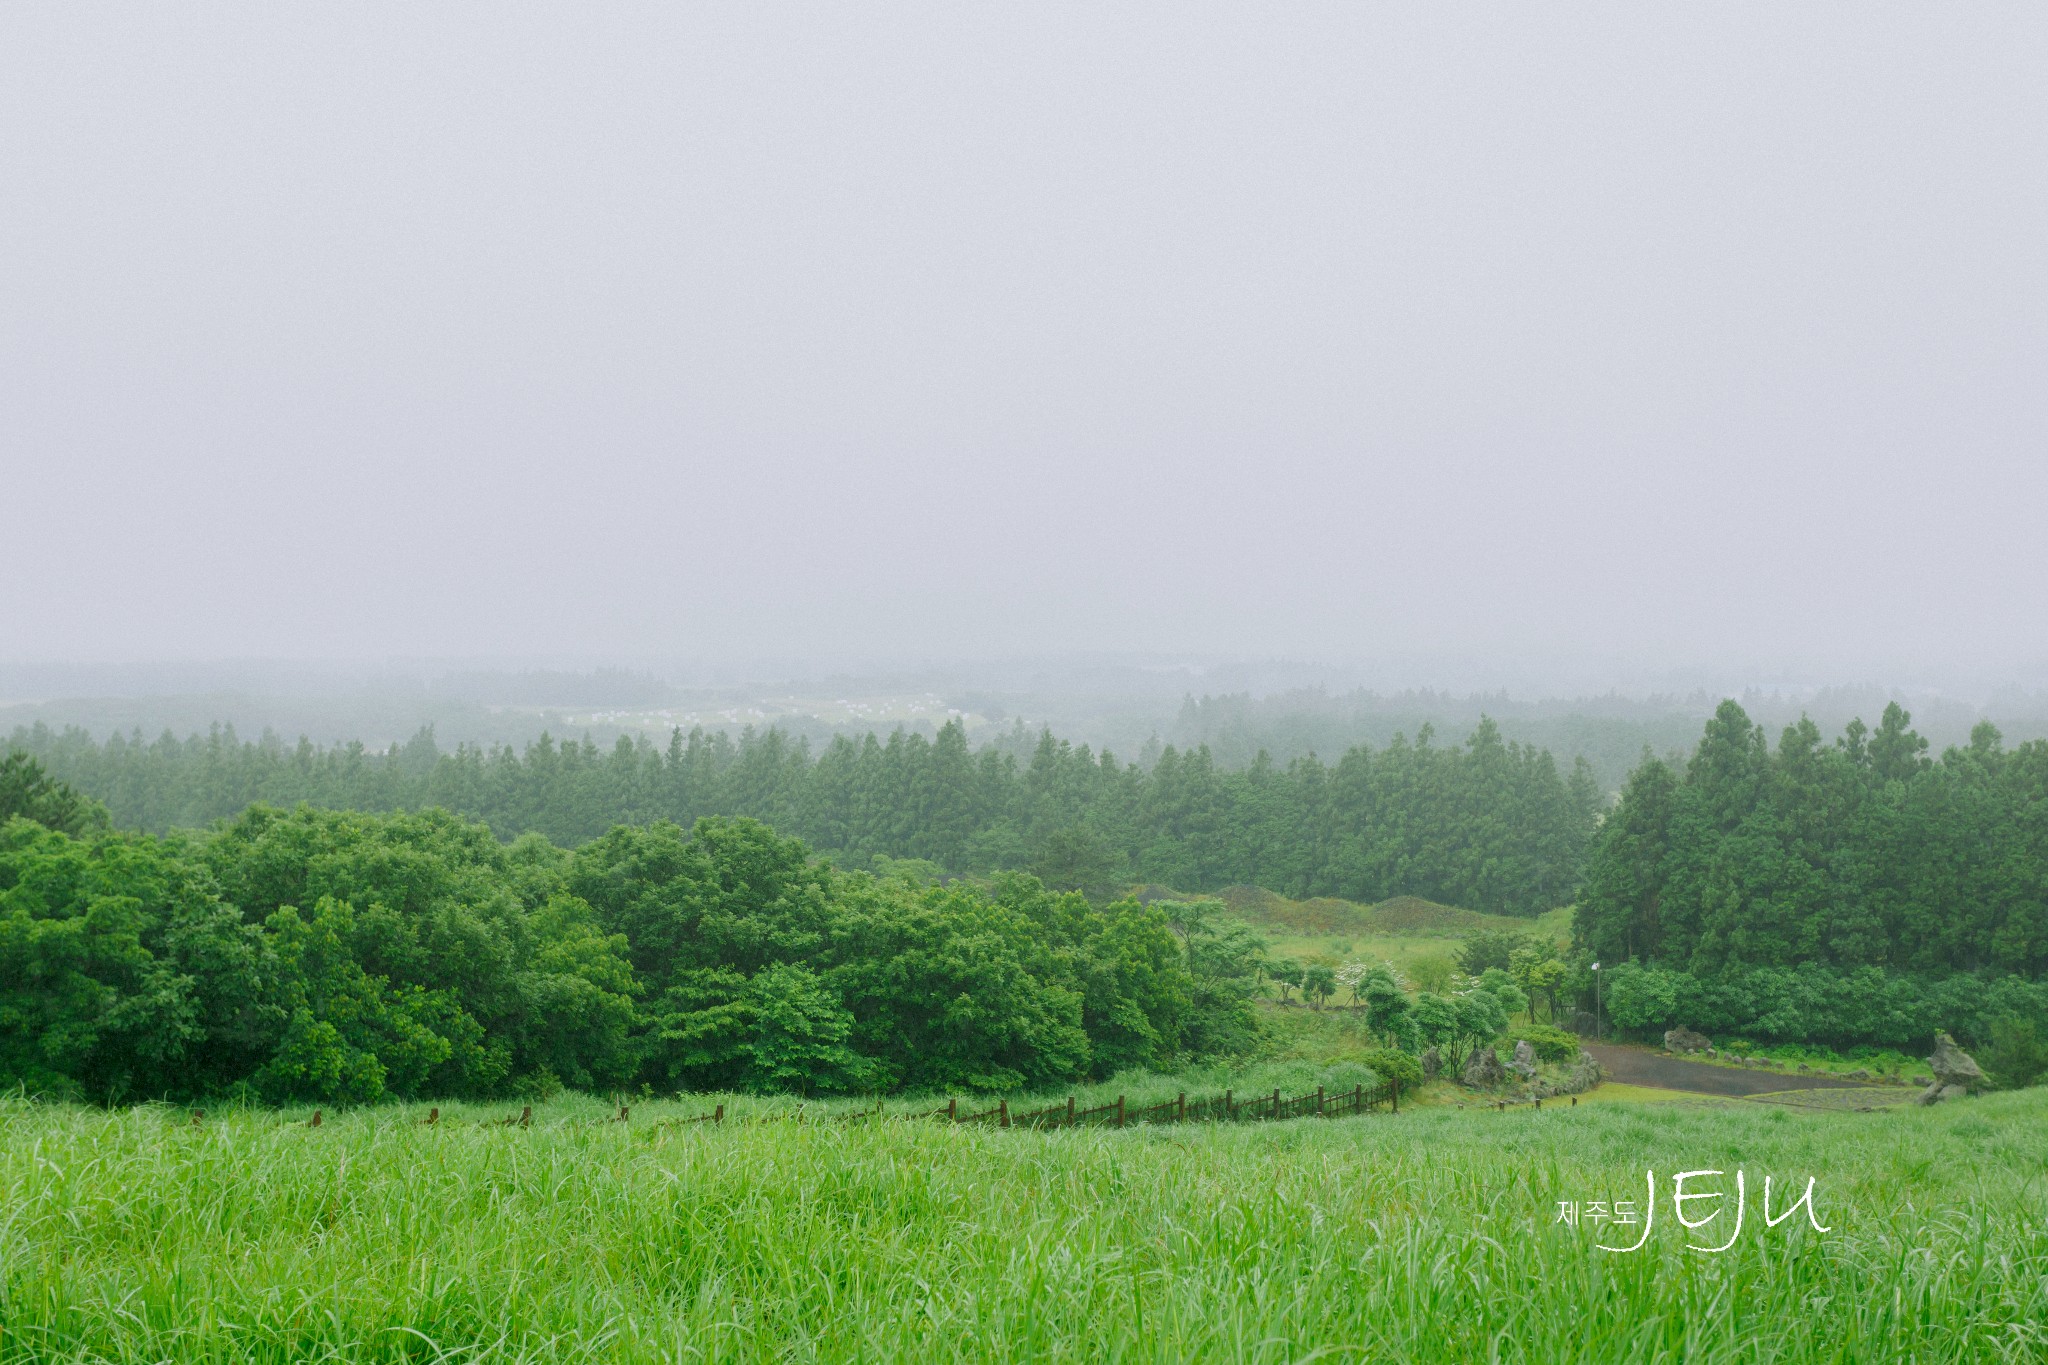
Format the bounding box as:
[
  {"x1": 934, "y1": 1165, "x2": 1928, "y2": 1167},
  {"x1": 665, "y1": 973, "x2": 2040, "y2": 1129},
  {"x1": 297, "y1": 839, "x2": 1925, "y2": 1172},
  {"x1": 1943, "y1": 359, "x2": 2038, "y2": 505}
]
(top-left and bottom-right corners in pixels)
[
  {"x1": 1927, "y1": 1033, "x2": 1984, "y2": 1091},
  {"x1": 1462, "y1": 1045, "x2": 1507, "y2": 1088},
  {"x1": 1421, "y1": 1047, "x2": 1442, "y2": 1080},
  {"x1": 1664, "y1": 1027, "x2": 1711, "y2": 1054},
  {"x1": 1509, "y1": 1040, "x2": 1539, "y2": 1078},
  {"x1": 1918, "y1": 1081, "x2": 1971, "y2": 1107},
  {"x1": 1564, "y1": 1049, "x2": 1602, "y2": 1093}
]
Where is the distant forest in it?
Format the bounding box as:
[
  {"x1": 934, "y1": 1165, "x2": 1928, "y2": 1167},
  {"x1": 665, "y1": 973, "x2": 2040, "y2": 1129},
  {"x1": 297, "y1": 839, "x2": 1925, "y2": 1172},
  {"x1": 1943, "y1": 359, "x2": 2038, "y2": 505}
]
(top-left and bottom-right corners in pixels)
[
  {"x1": 10, "y1": 719, "x2": 1600, "y2": 918},
  {"x1": 1572, "y1": 701, "x2": 2048, "y2": 1043}
]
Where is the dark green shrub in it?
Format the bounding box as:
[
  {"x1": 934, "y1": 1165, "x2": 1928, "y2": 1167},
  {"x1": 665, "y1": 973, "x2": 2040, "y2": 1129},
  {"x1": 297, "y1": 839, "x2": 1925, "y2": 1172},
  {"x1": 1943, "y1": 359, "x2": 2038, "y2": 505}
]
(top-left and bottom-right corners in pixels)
[
  {"x1": 1982, "y1": 1017, "x2": 2048, "y2": 1091},
  {"x1": 1508, "y1": 1024, "x2": 1580, "y2": 1064},
  {"x1": 1360, "y1": 1048, "x2": 1423, "y2": 1089}
]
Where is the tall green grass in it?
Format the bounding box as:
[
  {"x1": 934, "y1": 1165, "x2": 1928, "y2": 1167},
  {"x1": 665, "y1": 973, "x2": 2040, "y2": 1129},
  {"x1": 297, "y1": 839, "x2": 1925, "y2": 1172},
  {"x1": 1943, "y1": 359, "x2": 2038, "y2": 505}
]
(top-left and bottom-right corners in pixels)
[{"x1": 2, "y1": 1088, "x2": 2044, "y2": 1362}]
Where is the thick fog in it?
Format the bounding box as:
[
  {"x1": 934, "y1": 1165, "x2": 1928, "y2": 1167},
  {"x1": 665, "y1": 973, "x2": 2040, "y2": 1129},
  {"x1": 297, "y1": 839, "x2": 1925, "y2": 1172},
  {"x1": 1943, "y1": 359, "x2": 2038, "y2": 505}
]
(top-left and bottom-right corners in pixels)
[{"x1": 4, "y1": 5, "x2": 2045, "y2": 689}]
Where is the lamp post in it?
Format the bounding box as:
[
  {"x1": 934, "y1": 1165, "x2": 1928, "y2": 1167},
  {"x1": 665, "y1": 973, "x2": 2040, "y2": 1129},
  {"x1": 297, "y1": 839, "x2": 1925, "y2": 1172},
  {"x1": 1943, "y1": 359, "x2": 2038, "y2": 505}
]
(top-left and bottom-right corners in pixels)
[{"x1": 1590, "y1": 962, "x2": 1602, "y2": 1041}]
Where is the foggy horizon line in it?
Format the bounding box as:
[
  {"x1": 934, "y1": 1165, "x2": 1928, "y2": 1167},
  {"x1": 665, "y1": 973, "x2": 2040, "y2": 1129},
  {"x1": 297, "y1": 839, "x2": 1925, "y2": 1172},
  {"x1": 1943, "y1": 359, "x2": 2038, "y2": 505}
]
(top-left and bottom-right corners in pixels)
[{"x1": 5, "y1": 651, "x2": 2048, "y2": 711}]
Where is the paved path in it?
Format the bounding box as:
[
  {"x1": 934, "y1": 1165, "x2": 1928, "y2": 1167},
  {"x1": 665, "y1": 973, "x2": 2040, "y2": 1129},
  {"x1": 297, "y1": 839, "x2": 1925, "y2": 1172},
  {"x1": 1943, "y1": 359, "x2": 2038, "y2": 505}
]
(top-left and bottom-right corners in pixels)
[{"x1": 1584, "y1": 1044, "x2": 1887, "y2": 1097}]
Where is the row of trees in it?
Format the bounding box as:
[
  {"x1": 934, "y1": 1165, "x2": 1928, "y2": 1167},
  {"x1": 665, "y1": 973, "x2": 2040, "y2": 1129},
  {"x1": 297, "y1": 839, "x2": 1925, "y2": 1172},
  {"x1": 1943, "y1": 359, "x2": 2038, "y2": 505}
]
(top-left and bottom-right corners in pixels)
[
  {"x1": 1571, "y1": 701, "x2": 2048, "y2": 1047},
  {"x1": 12, "y1": 718, "x2": 1602, "y2": 917},
  {"x1": 1595, "y1": 959, "x2": 2048, "y2": 1051},
  {"x1": 2, "y1": 793, "x2": 1270, "y2": 1105},
  {"x1": 1578, "y1": 701, "x2": 2048, "y2": 976}
]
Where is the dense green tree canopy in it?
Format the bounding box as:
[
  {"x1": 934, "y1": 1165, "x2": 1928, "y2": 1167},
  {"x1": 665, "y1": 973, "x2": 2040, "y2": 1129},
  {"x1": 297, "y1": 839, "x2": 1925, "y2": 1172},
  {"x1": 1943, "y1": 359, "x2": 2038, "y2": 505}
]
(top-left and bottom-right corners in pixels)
[
  {"x1": 0, "y1": 752, "x2": 108, "y2": 836},
  {"x1": 10, "y1": 715, "x2": 1602, "y2": 918},
  {"x1": 1, "y1": 805, "x2": 1261, "y2": 1104},
  {"x1": 1575, "y1": 701, "x2": 2048, "y2": 1045},
  {"x1": 1579, "y1": 701, "x2": 2048, "y2": 976}
]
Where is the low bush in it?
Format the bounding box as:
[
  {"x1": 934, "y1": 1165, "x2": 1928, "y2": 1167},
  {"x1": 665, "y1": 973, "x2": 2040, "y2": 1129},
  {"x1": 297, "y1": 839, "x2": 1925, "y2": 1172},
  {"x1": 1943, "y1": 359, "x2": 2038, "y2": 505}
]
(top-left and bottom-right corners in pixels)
[
  {"x1": 1506, "y1": 1024, "x2": 1580, "y2": 1064},
  {"x1": 1359, "y1": 1048, "x2": 1423, "y2": 1089},
  {"x1": 1982, "y1": 1017, "x2": 2048, "y2": 1090}
]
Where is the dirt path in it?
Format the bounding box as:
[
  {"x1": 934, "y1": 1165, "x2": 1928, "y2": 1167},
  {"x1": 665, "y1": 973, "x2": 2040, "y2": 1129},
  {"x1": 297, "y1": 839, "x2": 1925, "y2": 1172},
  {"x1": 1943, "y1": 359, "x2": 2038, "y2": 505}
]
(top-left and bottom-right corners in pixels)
[{"x1": 1584, "y1": 1044, "x2": 1891, "y2": 1097}]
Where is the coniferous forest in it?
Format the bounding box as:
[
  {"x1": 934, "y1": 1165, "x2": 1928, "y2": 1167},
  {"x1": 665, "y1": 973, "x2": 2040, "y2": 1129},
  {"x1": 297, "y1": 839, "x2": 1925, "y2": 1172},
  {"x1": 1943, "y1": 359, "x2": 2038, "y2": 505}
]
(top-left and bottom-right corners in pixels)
[
  {"x1": 1576, "y1": 700, "x2": 2048, "y2": 1045},
  {"x1": 10, "y1": 717, "x2": 1600, "y2": 917}
]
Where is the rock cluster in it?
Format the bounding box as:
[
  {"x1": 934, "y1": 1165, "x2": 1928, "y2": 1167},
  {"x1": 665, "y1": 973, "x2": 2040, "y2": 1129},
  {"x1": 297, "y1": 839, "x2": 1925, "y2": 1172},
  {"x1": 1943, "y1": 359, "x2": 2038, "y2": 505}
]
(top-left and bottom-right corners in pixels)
[
  {"x1": 1462, "y1": 1044, "x2": 1507, "y2": 1088},
  {"x1": 1916, "y1": 1032, "x2": 1985, "y2": 1106},
  {"x1": 1509, "y1": 1040, "x2": 1539, "y2": 1079},
  {"x1": 1663, "y1": 1026, "x2": 1711, "y2": 1055}
]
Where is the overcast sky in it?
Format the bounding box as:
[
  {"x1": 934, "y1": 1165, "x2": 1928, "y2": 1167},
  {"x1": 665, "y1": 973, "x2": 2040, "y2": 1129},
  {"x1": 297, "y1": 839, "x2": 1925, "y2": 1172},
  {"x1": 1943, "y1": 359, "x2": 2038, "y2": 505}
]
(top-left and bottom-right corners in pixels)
[{"x1": 4, "y1": 5, "x2": 2044, "y2": 688}]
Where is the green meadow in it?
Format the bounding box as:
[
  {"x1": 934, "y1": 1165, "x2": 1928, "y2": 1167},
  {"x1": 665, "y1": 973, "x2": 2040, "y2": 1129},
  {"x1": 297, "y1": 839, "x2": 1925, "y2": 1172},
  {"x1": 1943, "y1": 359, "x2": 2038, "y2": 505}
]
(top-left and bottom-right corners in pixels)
[
  {"x1": 1200, "y1": 887, "x2": 1574, "y2": 984},
  {"x1": 4, "y1": 1087, "x2": 2043, "y2": 1364}
]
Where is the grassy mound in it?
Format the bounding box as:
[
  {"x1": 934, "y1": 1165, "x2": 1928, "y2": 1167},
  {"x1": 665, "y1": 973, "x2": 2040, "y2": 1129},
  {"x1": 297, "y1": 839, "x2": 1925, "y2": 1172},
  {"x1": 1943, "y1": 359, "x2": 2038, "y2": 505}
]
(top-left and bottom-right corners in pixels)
[{"x1": 1362, "y1": 894, "x2": 1532, "y2": 936}]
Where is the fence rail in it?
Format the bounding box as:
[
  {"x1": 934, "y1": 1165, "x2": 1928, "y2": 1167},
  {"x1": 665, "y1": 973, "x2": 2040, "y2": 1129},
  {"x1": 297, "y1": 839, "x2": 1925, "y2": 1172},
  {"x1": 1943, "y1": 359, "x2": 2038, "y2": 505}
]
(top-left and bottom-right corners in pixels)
[
  {"x1": 926, "y1": 1078, "x2": 1398, "y2": 1132},
  {"x1": 367, "y1": 1081, "x2": 1395, "y2": 1137}
]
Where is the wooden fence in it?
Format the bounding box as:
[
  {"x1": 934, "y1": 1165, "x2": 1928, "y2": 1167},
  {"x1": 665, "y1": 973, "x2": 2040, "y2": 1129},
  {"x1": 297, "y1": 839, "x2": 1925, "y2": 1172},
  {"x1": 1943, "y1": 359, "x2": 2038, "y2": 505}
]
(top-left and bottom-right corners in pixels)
[
  {"x1": 1001, "y1": 1080, "x2": 1398, "y2": 1130},
  {"x1": 648, "y1": 1078, "x2": 1400, "y2": 1133}
]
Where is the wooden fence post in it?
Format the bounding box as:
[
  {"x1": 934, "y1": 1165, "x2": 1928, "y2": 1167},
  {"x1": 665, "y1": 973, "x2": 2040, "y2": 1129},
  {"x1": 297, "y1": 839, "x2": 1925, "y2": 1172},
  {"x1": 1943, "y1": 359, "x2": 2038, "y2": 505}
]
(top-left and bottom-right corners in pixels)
[
  {"x1": 948, "y1": 1097, "x2": 957, "y2": 1122},
  {"x1": 1392, "y1": 1077, "x2": 1399, "y2": 1114},
  {"x1": 1272, "y1": 1087, "x2": 1281, "y2": 1119},
  {"x1": 1000, "y1": 1099, "x2": 1010, "y2": 1129},
  {"x1": 1067, "y1": 1095, "x2": 1076, "y2": 1125},
  {"x1": 309, "y1": 1111, "x2": 321, "y2": 1128},
  {"x1": 1353, "y1": 1084, "x2": 1363, "y2": 1114},
  {"x1": 1224, "y1": 1088, "x2": 1233, "y2": 1119},
  {"x1": 1116, "y1": 1095, "x2": 1125, "y2": 1128},
  {"x1": 1317, "y1": 1085, "x2": 1324, "y2": 1115},
  {"x1": 714, "y1": 1103, "x2": 724, "y2": 1125}
]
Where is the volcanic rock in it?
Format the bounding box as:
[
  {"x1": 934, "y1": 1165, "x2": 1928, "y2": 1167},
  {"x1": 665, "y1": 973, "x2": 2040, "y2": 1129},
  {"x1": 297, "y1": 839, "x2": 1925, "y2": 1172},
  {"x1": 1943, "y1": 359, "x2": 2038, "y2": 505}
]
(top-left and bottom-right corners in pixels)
[
  {"x1": 1462, "y1": 1045, "x2": 1507, "y2": 1088},
  {"x1": 1927, "y1": 1032, "x2": 1984, "y2": 1090},
  {"x1": 1664, "y1": 1027, "x2": 1710, "y2": 1054}
]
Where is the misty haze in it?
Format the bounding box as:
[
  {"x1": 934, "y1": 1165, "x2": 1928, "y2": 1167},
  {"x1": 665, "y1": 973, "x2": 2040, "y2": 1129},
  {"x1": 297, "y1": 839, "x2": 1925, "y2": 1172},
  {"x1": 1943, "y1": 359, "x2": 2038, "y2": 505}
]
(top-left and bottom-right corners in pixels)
[{"x1": 3, "y1": 7, "x2": 2046, "y2": 1364}]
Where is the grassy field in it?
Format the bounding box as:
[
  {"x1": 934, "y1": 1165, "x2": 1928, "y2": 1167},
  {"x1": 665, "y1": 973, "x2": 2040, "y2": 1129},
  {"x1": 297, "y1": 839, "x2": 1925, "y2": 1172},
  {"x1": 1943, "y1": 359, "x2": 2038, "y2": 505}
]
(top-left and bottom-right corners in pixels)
[
  {"x1": 4, "y1": 1087, "x2": 2044, "y2": 1363},
  {"x1": 1188, "y1": 886, "x2": 1574, "y2": 982}
]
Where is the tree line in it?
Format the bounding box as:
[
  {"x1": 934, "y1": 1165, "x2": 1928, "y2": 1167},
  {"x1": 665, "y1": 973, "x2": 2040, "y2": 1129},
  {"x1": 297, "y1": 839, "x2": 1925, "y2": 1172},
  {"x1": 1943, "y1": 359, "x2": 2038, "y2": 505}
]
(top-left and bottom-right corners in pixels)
[
  {"x1": 1576, "y1": 700, "x2": 2048, "y2": 1045},
  {"x1": 1, "y1": 794, "x2": 1276, "y2": 1105},
  {"x1": 10, "y1": 717, "x2": 1602, "y2": 918}
]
